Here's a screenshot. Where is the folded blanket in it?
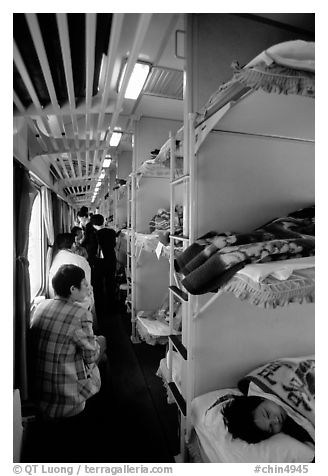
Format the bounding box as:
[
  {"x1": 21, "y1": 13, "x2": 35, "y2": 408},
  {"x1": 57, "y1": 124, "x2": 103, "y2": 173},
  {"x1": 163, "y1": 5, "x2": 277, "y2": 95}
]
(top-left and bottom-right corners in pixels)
[
  {"x1": 174, "y1": 206, "x2": 314, "y2": 294},
  {"x1": 149, "y1": 206, "x2": 183, "y2": 235},
  {"x1": 239, "y1": 356, "x2": 315, "y2": 442}
]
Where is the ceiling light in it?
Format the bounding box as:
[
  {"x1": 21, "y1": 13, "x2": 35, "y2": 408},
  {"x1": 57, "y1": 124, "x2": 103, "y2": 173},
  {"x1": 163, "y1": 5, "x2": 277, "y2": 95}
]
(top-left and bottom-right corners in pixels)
[
  {"x1": 103, "y1": 157, "x2": 112, "y2": 168},
  {"x1": 118, "y1": 61, "x2": 151, "y2": 100},
  {"x1": 109, "y1": 131, "x2": 122, "y2": 147},
  {"x1": 99, "y1": 170, "x2": 106, "y2": 180}
]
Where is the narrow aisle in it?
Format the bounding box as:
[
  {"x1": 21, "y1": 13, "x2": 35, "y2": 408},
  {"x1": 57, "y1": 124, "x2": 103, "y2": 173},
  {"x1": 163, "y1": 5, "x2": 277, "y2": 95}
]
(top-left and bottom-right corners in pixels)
[{"x1": 100, "y1": 306, "x2": 177, "y2": 462}]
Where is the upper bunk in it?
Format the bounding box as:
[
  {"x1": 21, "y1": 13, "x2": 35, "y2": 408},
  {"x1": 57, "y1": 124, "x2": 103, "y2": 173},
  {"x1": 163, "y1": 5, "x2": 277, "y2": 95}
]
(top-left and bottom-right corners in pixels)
[
  {"x1": 171, "y1": 39, "x2": 315, "y2": 316},
  {"x1": 134, "y1": 128, "x2": 184, "y2": 186},
  {"x1": 194, "y1": 39, "x2": 314, "y2": 151}
]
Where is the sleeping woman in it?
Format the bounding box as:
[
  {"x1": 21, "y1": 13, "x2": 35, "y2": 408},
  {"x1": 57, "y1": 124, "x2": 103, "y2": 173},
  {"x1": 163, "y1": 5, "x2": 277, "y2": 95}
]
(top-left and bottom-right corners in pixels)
[
  {"x1": 222, "y1": 395, "x2": 313, "y2": 444},
  {"x1": 222, "y1": 356, "x2": 315, "y2": 447}
]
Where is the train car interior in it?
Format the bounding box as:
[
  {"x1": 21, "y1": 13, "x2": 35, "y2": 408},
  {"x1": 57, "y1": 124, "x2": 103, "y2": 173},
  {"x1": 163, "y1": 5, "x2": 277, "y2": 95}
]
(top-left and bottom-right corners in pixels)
[{"x1": 13, "y1": 12, "x2": 315, "y2": 464}]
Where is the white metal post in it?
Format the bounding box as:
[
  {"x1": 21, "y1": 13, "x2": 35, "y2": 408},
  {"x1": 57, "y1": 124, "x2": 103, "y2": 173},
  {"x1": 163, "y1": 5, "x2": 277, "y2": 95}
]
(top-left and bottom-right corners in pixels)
[
  {"x1": 130, "y1": 124, "x2": 138, "y2": 343},
  {"x1": 168, "y1": 131, "x2": 175, "y2": 382}
]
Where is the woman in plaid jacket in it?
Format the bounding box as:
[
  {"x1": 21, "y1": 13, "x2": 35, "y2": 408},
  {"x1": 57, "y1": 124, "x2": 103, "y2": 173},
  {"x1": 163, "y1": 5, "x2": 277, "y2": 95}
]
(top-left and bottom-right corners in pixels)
[{"x1": 30, "y1": 264, "x2": 107, "y2": 419}]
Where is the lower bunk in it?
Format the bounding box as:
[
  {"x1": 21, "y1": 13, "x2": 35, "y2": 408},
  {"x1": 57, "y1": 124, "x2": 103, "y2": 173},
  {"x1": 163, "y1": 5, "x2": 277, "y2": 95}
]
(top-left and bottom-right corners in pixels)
[
  {"x1": 156, "y1": 263, "x2": 314, "y2": 462},
  {"x1": 188, "y1": 355, "x2": 315, "y2": 463},
  {"x1": 158, "y1": 351, "x2": 315, "y2": 463}
]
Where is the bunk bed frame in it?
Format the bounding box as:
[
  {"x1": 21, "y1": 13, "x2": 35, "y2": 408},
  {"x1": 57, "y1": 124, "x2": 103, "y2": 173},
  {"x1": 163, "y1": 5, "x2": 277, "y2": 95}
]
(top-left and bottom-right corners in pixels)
[
  {"x1": 163, "y1": 17, "x2": 315, "y2": 462},
  {"x1": 125, "y1": 118, "x2": 183, "y2": 343}
]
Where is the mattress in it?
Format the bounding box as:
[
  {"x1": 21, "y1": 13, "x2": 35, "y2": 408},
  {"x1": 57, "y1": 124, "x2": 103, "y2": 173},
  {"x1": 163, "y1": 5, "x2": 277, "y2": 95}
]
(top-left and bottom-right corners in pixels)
[
  {"x1": 136, "y1": 316, "x2": 180, "y2": 346},
  {"x1": 191, "y1": 390, "x2": 234, "y2": 462},
  {"x1": 224, "y1": 263, "x2": 314, "y2": 309},
  {"x1": 187, "y1": 429, "x2": 211, "y2": 463},
  {"x1": 156, "y1": 352, "x2": 183, "y2": 404}
]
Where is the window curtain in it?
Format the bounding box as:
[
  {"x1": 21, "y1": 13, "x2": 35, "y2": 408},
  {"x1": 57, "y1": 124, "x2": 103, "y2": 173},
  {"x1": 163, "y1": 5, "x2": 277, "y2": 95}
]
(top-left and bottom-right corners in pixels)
[
  {"x1": 41, "y1": 187, "x2": 55, "y2": 297},
  {"x1": 62, "y1": 201, "x2": 71, "y2": 232},
  {"x1": 51, "y1": 191, "x2": 62, "y2": 239},
  {"x1": 70, "y1": 206, "x2": 76, "y2": 229},
  {"x1": 14, "y1": 161, "x2": 37, "y2": 400}
]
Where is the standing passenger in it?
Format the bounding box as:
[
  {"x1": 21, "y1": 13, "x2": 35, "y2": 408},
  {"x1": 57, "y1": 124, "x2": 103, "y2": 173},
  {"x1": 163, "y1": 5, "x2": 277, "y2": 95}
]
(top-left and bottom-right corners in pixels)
[
  {"x1": 90, "y1": 214, "x2": 118, "y2": 319},
  {"x1": 76, "y1": 206, "x2": 89, "y2": 231},
  {"x1": 71, "y1": 226, "x2": 88, "y2": 259},
  {"x1": 49, "y1": 233, "x2": 94, "y2": 315}
]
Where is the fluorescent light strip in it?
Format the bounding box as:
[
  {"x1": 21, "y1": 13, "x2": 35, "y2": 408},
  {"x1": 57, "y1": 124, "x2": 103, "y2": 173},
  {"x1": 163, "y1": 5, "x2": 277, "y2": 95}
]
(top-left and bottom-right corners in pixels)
[
  {"x1": 119, "y1": 61, "x2": 150, "y2": 100},
  {"x1": 103, "y1": 158, "x2": 112, "y2": 168},
  {"x1": 109, "y1": 131, "x2": 122, "y2": 147}
]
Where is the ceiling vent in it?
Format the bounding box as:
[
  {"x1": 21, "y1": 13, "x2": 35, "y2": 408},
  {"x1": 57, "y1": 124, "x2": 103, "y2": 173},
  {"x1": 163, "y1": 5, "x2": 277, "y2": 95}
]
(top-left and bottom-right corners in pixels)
[{"x1": 142, "y1": 66, "x2": 183, "y2": 100}]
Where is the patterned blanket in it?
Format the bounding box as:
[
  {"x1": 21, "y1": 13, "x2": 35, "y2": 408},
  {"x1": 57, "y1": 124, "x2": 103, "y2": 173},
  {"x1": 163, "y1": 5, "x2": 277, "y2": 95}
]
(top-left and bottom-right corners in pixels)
[
  {"x1": 174, "y1": 206, "x2": 314, "y2": 294},
  {"x1": 238, "y1": 356, "x2": 315, "y2": 442},
  {"x1": 149, "y1": 206, "x2": 183, "y2": 236}
]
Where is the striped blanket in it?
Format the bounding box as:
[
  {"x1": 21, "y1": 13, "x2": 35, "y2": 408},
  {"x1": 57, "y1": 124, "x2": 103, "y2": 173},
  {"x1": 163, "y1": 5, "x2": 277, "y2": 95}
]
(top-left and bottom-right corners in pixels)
[{"x1": 174, "y1": 206, "x2": 314, "y2": 295}]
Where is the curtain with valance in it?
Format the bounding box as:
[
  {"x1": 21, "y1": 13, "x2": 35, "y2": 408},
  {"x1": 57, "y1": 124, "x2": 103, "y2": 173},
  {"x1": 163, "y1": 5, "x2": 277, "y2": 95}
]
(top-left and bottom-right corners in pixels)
[
  {"x1": 14, "y1": 160, "x2": 37, "y2": 400},
  {"x1": 51, "y1": 191, "x2": 62, "y2": 242},
  {"x1": 62, "y1": 201, "x2": 71, "y2": 232},
  {"x1": 41, "y1": 187, "x2": 55, "y2": 296}
]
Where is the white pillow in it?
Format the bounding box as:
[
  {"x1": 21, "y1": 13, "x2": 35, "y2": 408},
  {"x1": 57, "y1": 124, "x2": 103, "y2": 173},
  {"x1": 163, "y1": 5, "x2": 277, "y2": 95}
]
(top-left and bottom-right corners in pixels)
[
  {"x1": 191, "y1": 389, "x2": 314, "y2": 463},
  {"x1": 265, "y1": 40, "x2": 315, "y2": 72}
]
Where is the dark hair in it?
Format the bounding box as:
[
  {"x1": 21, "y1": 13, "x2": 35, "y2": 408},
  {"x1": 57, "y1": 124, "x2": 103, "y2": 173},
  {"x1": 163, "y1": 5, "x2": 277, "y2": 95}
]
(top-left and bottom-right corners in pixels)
[
  {"x1": 52, "y1": 264, "x2": 85, "y2": 298},
  {"x1": 222, "y1": 395, "x2": 271, "y2": 443},
  {"x1": 55, "y1": 233, "x2": 74, "y2": 250},
  {"x1": 77, "y1": 206, "x2": 89, "y2": 218},
  {"x1": 91, "y1": 214, "x2": 104, "y2": 227},
  {"x1": 71, "y1": 226, "x2": 83, "y2": 237}
]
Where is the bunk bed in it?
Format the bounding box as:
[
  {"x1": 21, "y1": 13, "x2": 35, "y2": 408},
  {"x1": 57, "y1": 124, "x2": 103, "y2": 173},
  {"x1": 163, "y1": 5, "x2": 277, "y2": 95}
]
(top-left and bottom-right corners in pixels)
[
  {"x1": 126, "y1": 138, "x2": 184, "y2": 343},
  {"x1": 134, "y1": 160, "x2": 184, "y2": 344},
  {"x1": 158, "y1": 38, "x2": 315, "y2": 462}
]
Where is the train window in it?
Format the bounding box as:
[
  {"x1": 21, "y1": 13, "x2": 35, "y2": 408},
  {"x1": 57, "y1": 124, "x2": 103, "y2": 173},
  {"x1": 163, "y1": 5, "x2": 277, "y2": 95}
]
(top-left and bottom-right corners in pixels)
[{"x1": 28, "y1": 192, "x2": 44, "y2": 300}]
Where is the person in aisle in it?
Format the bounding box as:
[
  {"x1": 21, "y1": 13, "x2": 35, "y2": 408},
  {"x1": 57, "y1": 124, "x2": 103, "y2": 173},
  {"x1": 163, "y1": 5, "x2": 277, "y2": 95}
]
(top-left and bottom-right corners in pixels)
[
  {"x1": 90, "y1": 214, "x2": 118, "y2": 318},
  {"x1": 81, "y1": 214, "x2": 99, "y2": 269},
  {"x1": 30, "y1": 264, "x2": 107, "y2": 420},
  {"x1": 48, "y1": 233, "x2": 95, "y2": 317},
  {"x1": 76, "y1": 206, "x2": 89, "y2": 231},
  {"x1": 71, "y1": 226, "x2": 88, "y2": 259}
]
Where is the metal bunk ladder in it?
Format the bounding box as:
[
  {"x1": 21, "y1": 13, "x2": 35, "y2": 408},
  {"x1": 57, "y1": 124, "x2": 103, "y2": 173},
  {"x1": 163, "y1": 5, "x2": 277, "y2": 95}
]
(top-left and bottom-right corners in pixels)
[
  {"x1": 125, "y1": 175, "x2": 133, "y2": 315},
  {"x1": 167, "y1": 114, "x2": 196, "y2": 461},
  {"x1": 126, "y1": 129, "x2": 139, "y2": 342}
]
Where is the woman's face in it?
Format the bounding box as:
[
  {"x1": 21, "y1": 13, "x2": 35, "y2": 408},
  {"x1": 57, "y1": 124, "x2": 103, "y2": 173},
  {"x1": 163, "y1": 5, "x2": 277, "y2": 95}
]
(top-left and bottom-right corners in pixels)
[
  {"x1": 75, "y1": 230, "x2": 84, "y2": 244},
  {"x1": 253, "y1": 399, "x2": 287, "y2": 435},
  {"x1": 78, "y1": 216, "x2": 88, "y2": 227}
]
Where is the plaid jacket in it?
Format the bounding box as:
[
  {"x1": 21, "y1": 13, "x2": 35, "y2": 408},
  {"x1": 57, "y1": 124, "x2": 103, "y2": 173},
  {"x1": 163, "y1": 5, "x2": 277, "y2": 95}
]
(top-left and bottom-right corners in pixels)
[{"x1": 30, "y1": 298, "x2": 101, "y2": 419}]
